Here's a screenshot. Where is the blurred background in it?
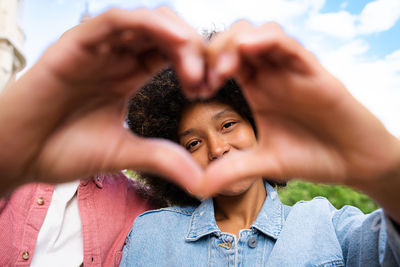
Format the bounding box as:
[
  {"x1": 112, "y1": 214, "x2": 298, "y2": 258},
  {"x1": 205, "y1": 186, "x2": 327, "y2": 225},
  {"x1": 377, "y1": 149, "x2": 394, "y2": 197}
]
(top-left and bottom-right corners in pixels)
[{"x1": 3, "y1": 0, "x2": 400, "y2": 212}]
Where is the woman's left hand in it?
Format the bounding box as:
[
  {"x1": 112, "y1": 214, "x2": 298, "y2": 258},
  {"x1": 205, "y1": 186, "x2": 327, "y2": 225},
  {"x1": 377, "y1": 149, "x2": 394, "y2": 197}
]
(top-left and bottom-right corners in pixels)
[{"x1": 203, "y1": 21, "x2": 400, "y2": 220}]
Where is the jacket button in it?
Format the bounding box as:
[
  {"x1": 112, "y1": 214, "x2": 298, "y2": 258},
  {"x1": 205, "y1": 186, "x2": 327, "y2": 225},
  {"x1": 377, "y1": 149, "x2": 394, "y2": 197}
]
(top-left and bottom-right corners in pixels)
[
  {"x1": 22, "y1": 251, "x2": 29, "y2": 260},
  {"x1": 248, "y1": 236, "x2": 257, "y2": 248},
  {"x1": 37, "y1": 197, "x2": 44, "y2": 205}
]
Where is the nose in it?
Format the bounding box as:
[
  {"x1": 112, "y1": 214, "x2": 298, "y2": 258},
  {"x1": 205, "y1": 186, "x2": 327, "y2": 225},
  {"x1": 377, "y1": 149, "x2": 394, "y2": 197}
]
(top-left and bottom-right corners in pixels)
[{"x1": 208, "y1": 134, "x2": 230, "y2": 161}]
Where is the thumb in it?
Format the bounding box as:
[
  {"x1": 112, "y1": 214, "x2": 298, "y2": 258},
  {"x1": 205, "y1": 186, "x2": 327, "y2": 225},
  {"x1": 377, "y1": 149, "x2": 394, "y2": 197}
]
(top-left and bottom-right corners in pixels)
[
  {"x1": 202, "y1": 149, "x2": 283, "y2": 196},
  {"x1": 113, "y1": 135, "x2": 204, "y2": 195}
]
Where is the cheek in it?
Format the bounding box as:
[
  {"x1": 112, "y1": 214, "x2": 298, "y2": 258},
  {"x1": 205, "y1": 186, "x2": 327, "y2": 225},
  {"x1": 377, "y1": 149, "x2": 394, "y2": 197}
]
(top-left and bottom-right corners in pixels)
[
  {"x1": 191, "y1": 149, "x2": 209, "y2": 169},
  {"x1": 232, "y1": 128, "x2": 257, "y2": 149}
]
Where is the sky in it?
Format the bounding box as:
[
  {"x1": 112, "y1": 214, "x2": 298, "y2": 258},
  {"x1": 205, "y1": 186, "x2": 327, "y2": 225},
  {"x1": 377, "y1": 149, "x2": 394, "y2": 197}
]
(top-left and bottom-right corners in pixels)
[{"x1": 20, "y1": 0, "x2": 400, "y2": 136}]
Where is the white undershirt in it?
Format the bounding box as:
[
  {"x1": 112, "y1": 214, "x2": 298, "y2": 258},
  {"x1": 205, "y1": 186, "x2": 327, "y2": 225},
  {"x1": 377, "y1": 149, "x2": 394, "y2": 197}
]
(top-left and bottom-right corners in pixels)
[{"x1": 31, "y1": 180, "x2": 83, "y2": 267}]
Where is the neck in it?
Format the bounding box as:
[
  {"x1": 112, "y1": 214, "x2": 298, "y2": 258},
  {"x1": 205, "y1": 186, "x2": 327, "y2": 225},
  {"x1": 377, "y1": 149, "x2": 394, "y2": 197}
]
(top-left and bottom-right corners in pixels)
[{"x1": 213, "y1": 178, "x2": 266, "y2": 237}]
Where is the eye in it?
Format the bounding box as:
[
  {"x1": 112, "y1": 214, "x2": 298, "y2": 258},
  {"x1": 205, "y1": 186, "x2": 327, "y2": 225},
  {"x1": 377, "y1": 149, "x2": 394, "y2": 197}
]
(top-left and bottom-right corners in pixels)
[
  {"x1": 222, "y1": 121, "x2": 237, "y2": 130},
  {"x1": 186, "y1": 140, "x2": 201, "y2": 151}
]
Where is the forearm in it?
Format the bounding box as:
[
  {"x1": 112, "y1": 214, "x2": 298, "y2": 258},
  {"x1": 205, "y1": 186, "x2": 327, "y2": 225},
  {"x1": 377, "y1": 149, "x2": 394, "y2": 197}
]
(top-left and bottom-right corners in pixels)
[
  {"x1": 366, "y1": 168, "x2": 400, "y2": 224},
  {"x1": 0, "y1": 74, "x2": 38, "y2": 193},
  {"x1": 350, "y1": 140, "x2": 400, "y2": 224},
  {"x1": 0, "y1": 61, "x2": 67, "y2": 194}
]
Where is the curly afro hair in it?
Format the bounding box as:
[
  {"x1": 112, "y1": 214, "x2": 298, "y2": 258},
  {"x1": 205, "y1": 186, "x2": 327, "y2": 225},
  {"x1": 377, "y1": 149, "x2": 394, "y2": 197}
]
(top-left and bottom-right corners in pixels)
[{"x1": 128, "y1": 68, "x2": 283, "y2": 207}]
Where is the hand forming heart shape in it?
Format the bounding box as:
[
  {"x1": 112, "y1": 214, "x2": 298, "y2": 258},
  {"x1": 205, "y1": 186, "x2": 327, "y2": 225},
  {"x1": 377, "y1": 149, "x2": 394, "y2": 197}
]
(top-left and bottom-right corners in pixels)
[{"x1": 1, "y1": 7, "x2": 399, "y2": 202}]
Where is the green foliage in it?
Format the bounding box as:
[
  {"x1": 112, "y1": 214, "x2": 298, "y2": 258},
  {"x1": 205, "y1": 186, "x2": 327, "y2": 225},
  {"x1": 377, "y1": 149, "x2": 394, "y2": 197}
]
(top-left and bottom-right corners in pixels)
[
  {"x1": 124, "y1": 170, "x2": 378, "y2": 214},
  {"x1": 123, "y1": 169, "x2": 138, "y2": 179},
  {"x1": 278, "y1": 180, "x2": 379, "y2": 214}
]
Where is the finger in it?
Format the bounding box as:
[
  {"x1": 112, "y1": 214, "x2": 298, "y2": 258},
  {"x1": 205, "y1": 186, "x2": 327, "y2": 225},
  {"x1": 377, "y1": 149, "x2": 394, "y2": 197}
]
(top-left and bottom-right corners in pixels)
[
  {"x1": 236, "y1": 22, "x2": 318, "y2": 75},
  {"x1": 105, "y1": 53, "x2": 169, "y2": 97},
  {"x1": 173, "y1": 43, "x2": 207, "y2": 99},
  {"x1": 112, "y1": 135, "x2": 204, "y2": 195},
  {"x1": 206, "y1": 20, "x2": 253, "y2": 91},
  {"x1": 154, "y1": 6, "x2": 184, "y2": 21},
  {"x1": 70, "y1": 8, "x2": 187, "y2": 47},
  {"x1": 130, "y1": 8, "x2": 206, "y2": 99},
  {"x1": 154, "y1": 8, "x2": 206, "y2": 98},
  {"x1": 67, "y1": 8, "x2": 205, "y2": 91},
  {"x1": 201, "y1": 149, "x2": 284, "y2": 196}
]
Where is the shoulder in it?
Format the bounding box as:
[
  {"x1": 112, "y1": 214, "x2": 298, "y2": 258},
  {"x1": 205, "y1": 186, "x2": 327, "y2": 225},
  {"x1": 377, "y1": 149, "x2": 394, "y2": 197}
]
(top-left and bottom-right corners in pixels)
[
  {"x1": 129, "y1": 206, "x2": 195, "y2": 236},
  {"x1": 290, "y1": 196, "x2": 367, "y2": 215},
  {"x1": 124, "y1": 206, "x2": 196, "y2": 249},
  {"x1": 289, "y1": 196, "x2": 335, "y2": 212},
  {"x1": 102, "y1": 172, "x2": 133, "y2": 186},
  {"x1": 135, "y1": 206, "x2": 195, "y2": 224},
  {"x1": 97, "y1": 172, "x2": 157, "y2": 210},
  {"x1": 285, "y1": 197, "x2": 342, "y2": 222},
  {"x1": 294, "y1": 196, "x2": 332, "y2": 205},
  {"x1": 122, "y1": 205, "x2": 199, "y2": 266},
  {"x1": 287, "y1": 196, "x2": 376, "y2": 226},
  {"x1": 101, "y1": 172, "x2": 148, "y2": 196}
]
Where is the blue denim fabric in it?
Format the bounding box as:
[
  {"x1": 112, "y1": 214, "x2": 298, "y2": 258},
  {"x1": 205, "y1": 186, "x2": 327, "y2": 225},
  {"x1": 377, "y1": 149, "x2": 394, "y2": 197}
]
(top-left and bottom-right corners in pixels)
[{"x1": 120, "y1": 182, "x2": 400, "y2": 266}]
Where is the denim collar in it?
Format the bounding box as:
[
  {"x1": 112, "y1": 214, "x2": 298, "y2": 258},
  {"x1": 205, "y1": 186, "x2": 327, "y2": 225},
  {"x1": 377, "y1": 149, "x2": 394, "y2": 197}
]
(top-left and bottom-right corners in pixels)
[{"x1": 185, "y1": 181, "x2": 284, "y2": 241}]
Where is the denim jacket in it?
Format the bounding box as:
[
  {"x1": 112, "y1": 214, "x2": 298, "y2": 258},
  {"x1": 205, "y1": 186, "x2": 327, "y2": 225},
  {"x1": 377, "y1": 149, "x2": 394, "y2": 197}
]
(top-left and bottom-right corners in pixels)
[{"x1": 120, "y1": 182, "x2": 400, "y2": 266}]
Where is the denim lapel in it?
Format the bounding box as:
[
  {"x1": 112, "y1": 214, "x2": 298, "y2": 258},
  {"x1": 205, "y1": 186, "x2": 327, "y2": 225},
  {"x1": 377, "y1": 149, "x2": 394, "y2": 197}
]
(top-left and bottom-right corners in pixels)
[
  {"x1": 185, "y1": 181, "x2": 284, "y2": 241},
  {"x1": 185, "y1": 198, "x2": 220, "y2": 241},
  {"x1": 250, "y1": 181, "x2": 284, "y2": 240}
]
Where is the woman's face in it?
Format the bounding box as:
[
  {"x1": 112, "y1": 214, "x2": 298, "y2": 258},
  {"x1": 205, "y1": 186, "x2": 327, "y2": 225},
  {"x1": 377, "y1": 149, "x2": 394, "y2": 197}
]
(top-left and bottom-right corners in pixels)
[{"x1": 178, "y1": 102, "x2": 258, "y2": 196}]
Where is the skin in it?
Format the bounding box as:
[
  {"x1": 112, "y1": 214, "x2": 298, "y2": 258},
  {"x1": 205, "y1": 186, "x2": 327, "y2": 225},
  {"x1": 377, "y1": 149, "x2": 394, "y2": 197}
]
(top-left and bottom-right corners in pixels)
[
  {"x1": 0, "y1": 7, "x2": 206, "y2": 195},
  {"x1": 205, "y1": 21, "x2": 400, "y2": 223},
  {"x1": 0, "y1": 8, "x2": 399, "y2": 224},
  {"x1": 178, "y1": 102, "x2": 266, "y2": 237}
]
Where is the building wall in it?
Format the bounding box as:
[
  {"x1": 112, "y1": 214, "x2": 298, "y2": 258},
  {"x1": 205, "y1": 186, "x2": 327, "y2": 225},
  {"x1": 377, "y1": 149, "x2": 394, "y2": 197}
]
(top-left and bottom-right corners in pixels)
[{"x1": 0, "y1": 0, "x2": 25, "y2": 92}]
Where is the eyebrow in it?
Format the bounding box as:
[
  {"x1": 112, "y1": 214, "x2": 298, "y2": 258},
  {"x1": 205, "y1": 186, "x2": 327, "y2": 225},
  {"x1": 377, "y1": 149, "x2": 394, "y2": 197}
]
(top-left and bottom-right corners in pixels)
[
  {"x1": 178, "y1": 108, "x2": 236, "y2": 138},
  {"x1": 212, "y1": 108, "x2": 235, "y2": 121},
  {"x1": 179, "y1": 128, "x2": 194, "y2": 138}
]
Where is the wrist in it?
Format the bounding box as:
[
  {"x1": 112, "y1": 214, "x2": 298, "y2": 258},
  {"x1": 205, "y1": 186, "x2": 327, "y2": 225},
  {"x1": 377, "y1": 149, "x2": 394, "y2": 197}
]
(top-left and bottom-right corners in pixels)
[{"x1": 352, "y1": 140, "x2": 400, "y2": 222}]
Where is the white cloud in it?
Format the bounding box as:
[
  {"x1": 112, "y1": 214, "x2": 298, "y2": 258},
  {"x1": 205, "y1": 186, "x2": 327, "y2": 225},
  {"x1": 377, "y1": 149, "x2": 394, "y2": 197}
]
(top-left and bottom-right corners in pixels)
[
  {"x1": 305, "y1": 0, "x2": 400, "y2": 39},
  {"x1": 170, "y1": 0, "x2": 325, "y2": 30},
  {"x1": 334, "y1": 39, "x2": 370, "y2": 57},
  {"x1": 306, "y1": 11, "x2": 357, "y2": 39},
  {"x1": 386, "y1": 49, "x2": 400, "y2": 62},
  {"x1": 358, "y1": 0, "x2": 400, "y2": 34},
  {"x1": 88, "y1": 0, "x2": 165, "y2": 13},
  {"x1": 306, "y1": 0, "x2": 326, "y2": 14},
  {"x1": 299, "y1": 0, "x2": 400, "y2": 135},
  {"x1": 316, "y1": 44, "x2": 400, "y2": 136}
]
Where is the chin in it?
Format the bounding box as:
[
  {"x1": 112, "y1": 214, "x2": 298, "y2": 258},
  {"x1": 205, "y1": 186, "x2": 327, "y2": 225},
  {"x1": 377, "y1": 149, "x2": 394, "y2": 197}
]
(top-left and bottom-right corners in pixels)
[{"x1": 217, "y1": 177, "x2": 256, "y2": 197}]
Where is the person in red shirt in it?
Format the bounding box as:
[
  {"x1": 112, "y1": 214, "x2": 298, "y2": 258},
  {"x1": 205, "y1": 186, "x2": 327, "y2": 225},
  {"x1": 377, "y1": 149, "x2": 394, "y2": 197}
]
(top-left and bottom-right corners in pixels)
[{"x1": 0, "y1": 173, "x2": 155, "y2": 266}]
